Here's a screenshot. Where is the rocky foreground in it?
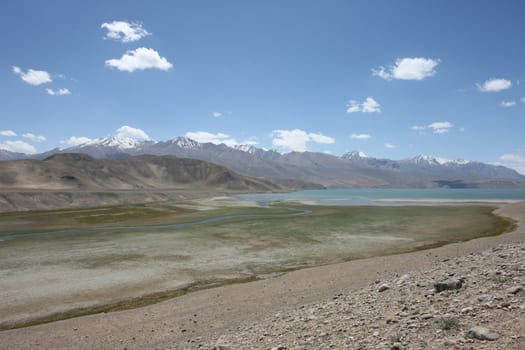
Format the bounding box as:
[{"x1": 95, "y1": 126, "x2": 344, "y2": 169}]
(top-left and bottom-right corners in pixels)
[{"x1": 210, "y1": 241, "x2": 524, "y2": 350}]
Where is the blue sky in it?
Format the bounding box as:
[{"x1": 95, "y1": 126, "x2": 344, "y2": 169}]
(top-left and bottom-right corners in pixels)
[{"x1": 1, "y1": 0, "x2": 525, "y2": 173}]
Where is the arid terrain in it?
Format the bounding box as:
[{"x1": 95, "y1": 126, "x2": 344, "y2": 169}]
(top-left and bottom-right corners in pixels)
[
  {"x1": 0, "y1": 201, "x2": 523, "y2": 349},
  {"x1": 3, "y1": 1, "x2": 525, "y2": 349},
  {"x1": 0, "y1": 154, "x2": 293, "y2": 212}
]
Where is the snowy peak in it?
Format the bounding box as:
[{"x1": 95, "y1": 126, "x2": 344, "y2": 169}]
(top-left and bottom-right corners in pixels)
[
  {"x1": 341, "y1": 150, "x2": 368, "y2": 161},
  {"x1": 168, "y1": 137, "x2": 202, "y2": 150},
  {"x1": 234, "y1": 144, "x2": 259, "y2": 154},
  {"x1": 410, "y1": 155, "x2": 471, "y2": 166},
  {"x1": 84, "y1": 136, "x2": 150, "y2": 150}
]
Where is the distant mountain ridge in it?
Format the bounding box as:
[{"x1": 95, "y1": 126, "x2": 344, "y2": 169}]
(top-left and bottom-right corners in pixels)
[
  {"x1": 0, "y1": 153, "x2": 281, "y2": 192},
  {"x1": 0, "y1": 153, "x2": 289, "y2": 212},
  {"x1": 1, "y1": 136, "x2": 524, "y2": 189}
]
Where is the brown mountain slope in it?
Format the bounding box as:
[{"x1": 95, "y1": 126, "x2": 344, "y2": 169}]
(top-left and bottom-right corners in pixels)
[
  {"x1": 0, "y1": 154, "x2": 282, "y2": 212},
  {"x1": 0, "y1": 153, "x2": 280, "y2": 191}
]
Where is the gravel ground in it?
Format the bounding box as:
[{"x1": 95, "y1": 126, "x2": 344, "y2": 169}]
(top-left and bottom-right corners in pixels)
[{"x1": 212, "y1": 241, "x2": 524, "y2": 350}]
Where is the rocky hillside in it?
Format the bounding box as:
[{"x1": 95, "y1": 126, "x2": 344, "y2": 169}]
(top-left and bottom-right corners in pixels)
[{"x1": 213, "y1": 241, "x2": 525, "y2": 349}]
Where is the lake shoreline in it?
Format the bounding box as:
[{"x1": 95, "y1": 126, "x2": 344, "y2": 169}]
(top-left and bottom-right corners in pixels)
[{"x1": 0, "y1": 201, "x2": 523, "y2": 349}]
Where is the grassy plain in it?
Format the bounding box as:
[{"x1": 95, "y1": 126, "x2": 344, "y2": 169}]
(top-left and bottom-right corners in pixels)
[{"x1": 0, "y1": 201, "x2": 514, "y2": 330}]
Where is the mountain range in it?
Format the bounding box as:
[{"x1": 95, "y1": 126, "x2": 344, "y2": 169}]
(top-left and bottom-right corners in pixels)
[
  {"x1": 1, "y1": 135, "x2": 524, "y2": 189},
  {"x1": 0, "y1": 153, "x2": 284, "y2": 212}
]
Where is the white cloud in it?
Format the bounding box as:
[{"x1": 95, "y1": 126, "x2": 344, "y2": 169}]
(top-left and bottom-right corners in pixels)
[
  {"x1": 308, "y1": 132, "x2": 335, "y2": 144},
  {"x1": 372, "y1": 57, "x2": 440, "y2": 81},
  {"x1": 101, "y1": 21, "x2": 150, "y2": 42},
  {"x1": 22, "y1": 133, "x2": 46, "y2": 142},
  {"x1": 271, "y1": 129, "x2": 334, "y2": 152},
  {"x1": 0, "y1": 140, "x2": 37, "y2": 154},
  {"x1": 500, "y1": 154, "x2": 525, "y2": 162},
  {"x1": 346, "y1": 97, "x2": 381, "y2": 113},
  {"x1": 241, "y1": 140, "x2": 259, "y2": 146},
  {"x1": 184, "y1": 131, "x2": 238, "y2": 147},
  {"x1": 477, "y1": 78, "x2": 512, "y2": 92},
  {"x1": 105, "y1": 47, "x2": 173, "y2": 72},
  {"x1": 62, "y1": 136, "x2": 93, "y2": 146},
  {"x1": 116, "y1": 125, "x2": 150, "y2": 140},
  {"x1": 521, "y1": 97, "x2": 525, "y2": 102},
  {"x1": 411, "y1": 125, "x2": 426, "y2": 131},
  {"x1": 223, "y1": 139, "x2": 239, "y2": 147},
  {"x1": 0, "y1": 130, "x2": 17, "y2": 137},
  {"x1": 362, "y1": 97, "x2": 381, "y2": 113},
  {"x1": 428, "y1": 121, "x2": 453, "y2": 134},
  {"x1": 346, "y1": 100, "x2": 360, "y2": 113},
  {"x1": 46, "y1": 88, "x2": 71, "y2": 96},
  {"x1": 498, "y1": 154, "x2": 525, "y2": 175},
  {"x1": 12, "y1": 66, "x2": 52, "y2": 86},
  {"x1": 371, "y1": 67, "x2": 391, "y2": 80},
  {"x1": 501, "y1": 100, "x2": 516, "y2": 107},
  {"x1": 212, "y1": 112, "x2": 223, "y2": 118},
  {"x1": 351, "y1": 133, "x2": 371, "y2": 140},
  {"x1": 385, "y1": 143, "x2": 395, "y2": 149}
]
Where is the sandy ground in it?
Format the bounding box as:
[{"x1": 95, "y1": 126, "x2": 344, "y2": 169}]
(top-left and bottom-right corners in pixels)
[
  {"x1": 0, "y1": 202, "x2": 523, "y2": 350},
  {"x1": 374, "y1": 198, "x2": 523, "y2": 204}
]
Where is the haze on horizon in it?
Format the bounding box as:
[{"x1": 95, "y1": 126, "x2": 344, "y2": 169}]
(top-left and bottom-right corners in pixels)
[{"x1": 1, "y1": 0, "x2": 524, "y2": 174}]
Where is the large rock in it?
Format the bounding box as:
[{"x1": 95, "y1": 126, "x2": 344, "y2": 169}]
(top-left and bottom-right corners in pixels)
[
  {"x1": 433, "y1": 276, "x2": 463, "y2": 292},
  {"x1": 467, "y1": 326, "x2": 500, "y2": 341},
  {"x1": 506, "y1": 285, "x2": 523, "y2": 295}
]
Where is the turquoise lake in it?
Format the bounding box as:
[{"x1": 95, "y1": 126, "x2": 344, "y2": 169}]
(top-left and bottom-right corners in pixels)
[{"x1": 232, "y1": 188, "x2": 525, "y2": 205}]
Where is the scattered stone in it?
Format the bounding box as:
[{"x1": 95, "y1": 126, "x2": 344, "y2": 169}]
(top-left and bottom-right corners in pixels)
[
  {"x1": 460, "y1": 306, "x2": 473, "y2": 313},
  {"x1": 390, "y1": 342, "x2": 403, "y2": 350},
  {"x1": 467, "y1": 326, "x2": 500, "y2": 341},
  {"x1": 214, "y1": 335, "x2": 232, "y2": 349},
  {"x1": 213, "y1": 346, "x2": 230, "y2": 350},
  {"x1": 194, "y1": 241, "x2": 524, "y2": 349},
  {"x1": 443, "y1": 338, "x2": 457, "y2": 346},
  {"x1": 506, "y1": 285, "x2": 523, "y2": 294},
  {"x1": 396, "y1": 274, "x2": 410, "y2": 285},
  {"x1": 378, "y1": 284, "x2": 391, "y2": 292}
]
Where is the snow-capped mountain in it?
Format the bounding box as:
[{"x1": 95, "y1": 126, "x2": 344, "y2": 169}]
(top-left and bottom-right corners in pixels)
[
  {"x1": 55, "y1": 136, "x2": 155, "y2": 159},
  {"x1": 234, "y1": 144, "x2": 259, "y2": 154},
  {"x1": 341, "y1": 151, "x2": 368, "y2": 161},
  {"x1": 82, "y1": 136, "x2": 152, "y2": 150},
  {"x1": 2, "y1": 137, "x2": 524, "y2": 188},
  {"x1": 168, "y1": 137, "x2": 201, "y2": 150},
  {"x1": 408, "y1": 155, "x2": 471, "y2": 166}
]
